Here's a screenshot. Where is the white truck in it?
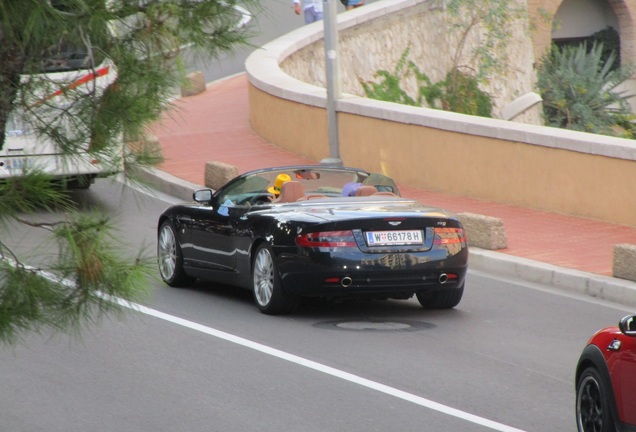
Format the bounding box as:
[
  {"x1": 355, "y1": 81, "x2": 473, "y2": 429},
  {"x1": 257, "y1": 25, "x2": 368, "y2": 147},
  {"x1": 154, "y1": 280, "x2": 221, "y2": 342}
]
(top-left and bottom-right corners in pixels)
[{"x1": 0, "y1": 55, "x2": 121, "y2": 189}]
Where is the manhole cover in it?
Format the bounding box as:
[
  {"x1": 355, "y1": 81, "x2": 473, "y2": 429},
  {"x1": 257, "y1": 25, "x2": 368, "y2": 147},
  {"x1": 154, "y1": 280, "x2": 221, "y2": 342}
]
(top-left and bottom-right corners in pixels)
[
  {"x1": 314, "y1": 320, "x2": 435, "y2": 332},
  {"x1": 336, "y1": 321, "x2": 412, "y2": 330}
]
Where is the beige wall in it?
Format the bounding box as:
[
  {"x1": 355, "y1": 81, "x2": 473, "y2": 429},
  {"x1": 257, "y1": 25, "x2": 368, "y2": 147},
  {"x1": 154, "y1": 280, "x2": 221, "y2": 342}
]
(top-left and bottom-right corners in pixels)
[
  {"x1": 246, "y1": 0, "x2": 636, "y2": 228},
  {"x1": 248, "y1": 88, "x2": 329, "y2": 161},
  {"x1": 249, "y1": 85, "x2": 636, "y2": 227},
  {"x1": 339, "y1": 114, "x2": 636, "y2": 220}
]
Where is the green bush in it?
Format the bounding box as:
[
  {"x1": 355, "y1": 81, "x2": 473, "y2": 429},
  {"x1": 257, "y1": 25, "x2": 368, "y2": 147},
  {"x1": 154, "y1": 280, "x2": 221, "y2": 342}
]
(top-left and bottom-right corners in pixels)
[
  {"x1": 536, "y1": 42, "x2": 635, "y2": 136},
  {"x1": 359, "y1": 48, "x2": 419, "y2": 107},
  {"x1": 554, "y1": 26, "x2": 621, "y2": 70},
  {"x1": 440, "y1": 69, "x2": 493, "y2": 117},
  {"x1": 360, "y1": 48, "x2": 493, "y2": 118}
]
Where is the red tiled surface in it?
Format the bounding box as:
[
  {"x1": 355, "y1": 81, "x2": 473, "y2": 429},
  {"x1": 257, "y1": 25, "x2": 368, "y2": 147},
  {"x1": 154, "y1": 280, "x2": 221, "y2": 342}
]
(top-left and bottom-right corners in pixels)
[
  {"x1": 153, "y1": 74, "x2": 312, "y2": 186},
  {"x1": 152, "y1": 74, "x2": 636, "y2": 277}
]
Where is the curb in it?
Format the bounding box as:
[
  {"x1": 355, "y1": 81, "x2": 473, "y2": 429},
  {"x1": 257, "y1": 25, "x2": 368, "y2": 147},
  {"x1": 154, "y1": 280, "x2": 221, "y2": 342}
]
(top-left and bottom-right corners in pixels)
[
  {"x1": 469, "y1": 249, "x2": 636, "y2": 308},
  {"x1": 138, "y1": 167, "x2": 200, "y2": 203}
]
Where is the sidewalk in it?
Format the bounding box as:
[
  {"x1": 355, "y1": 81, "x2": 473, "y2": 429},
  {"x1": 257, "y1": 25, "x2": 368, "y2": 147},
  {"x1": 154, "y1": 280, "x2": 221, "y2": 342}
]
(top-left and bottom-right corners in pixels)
[{"x1": 151, "y1": 73, "x2": 636, "y2": 297}]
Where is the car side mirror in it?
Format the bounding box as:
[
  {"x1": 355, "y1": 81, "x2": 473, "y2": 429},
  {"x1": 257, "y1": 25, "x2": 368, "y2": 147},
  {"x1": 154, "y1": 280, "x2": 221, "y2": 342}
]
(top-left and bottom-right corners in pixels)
[
  {"x1": 618, "y1": 314, "x2": 636, "y2": 336},
  {"x1": 193, "y1": 189, "x2": 213, "y2": 203}
]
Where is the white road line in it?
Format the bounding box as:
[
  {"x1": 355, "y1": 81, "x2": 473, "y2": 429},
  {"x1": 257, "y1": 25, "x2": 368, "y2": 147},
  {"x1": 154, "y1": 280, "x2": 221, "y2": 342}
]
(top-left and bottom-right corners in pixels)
[{"x1": 112, "y1": 296, "x2": 527, "y2": 432}]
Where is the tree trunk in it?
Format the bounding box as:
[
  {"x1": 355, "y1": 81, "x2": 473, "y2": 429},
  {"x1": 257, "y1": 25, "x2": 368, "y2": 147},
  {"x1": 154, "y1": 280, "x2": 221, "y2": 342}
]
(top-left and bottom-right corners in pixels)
[{"x1": 0, "y1": 41, "x2": 26, "y2": 151}]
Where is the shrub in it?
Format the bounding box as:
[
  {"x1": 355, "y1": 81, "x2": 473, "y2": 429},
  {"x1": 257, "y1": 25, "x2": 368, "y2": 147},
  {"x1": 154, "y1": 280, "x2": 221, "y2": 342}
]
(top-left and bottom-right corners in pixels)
[
  {"x1": 360, "y1": 48, "x2": 493, "y2": 118},
  {"x1": 440, "y1": 69, "x2": 493, "y2": 117},
  {"x1": 359, "y1": 48, "x2": 419, "y2": 107},
  {"x1": 554, "y1": 26, "x2": 621, "y2": 70},
  {"x1": 536, "y1": 42, "x2": 635, "y2": 136}
]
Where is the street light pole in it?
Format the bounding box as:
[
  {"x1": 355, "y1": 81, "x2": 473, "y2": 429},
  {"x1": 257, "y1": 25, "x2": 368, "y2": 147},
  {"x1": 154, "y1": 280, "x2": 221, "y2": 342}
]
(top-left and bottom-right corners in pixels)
[{"x1": 320, "y1": 0, "x2": 342, "y2": 166}]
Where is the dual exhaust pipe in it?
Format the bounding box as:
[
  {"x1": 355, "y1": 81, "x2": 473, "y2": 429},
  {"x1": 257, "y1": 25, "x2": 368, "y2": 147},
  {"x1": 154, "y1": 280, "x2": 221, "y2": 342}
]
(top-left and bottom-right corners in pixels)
[{"x1": 338, "y1": 273, "x2": 450, "y2": 287}]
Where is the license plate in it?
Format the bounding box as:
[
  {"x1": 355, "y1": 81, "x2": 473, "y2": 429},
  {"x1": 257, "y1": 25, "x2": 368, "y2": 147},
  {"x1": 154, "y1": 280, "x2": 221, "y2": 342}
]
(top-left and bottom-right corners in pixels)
[
  {"x1": 365, "y1": 230, "x2": 423, "y2": 246},
  {"x1": 5, "y1": 157, "x2": 33, "y2": 171}
]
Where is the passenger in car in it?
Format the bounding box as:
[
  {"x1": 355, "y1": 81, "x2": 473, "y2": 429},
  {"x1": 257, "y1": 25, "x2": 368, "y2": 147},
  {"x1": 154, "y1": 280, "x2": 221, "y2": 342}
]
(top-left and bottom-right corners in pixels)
[
  {"x1": 267, "y1": 174, "x2": 291, "y2": 198},
  {"x1": 342, "y1": 182, "x2": 362, "y2": 197}
]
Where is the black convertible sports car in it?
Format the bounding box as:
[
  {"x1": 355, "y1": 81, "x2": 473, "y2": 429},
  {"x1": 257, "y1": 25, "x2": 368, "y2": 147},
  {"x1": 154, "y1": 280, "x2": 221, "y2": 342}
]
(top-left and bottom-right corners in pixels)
[{"x1": 157, "y1": 166, "x2": 468, "y2": 314}]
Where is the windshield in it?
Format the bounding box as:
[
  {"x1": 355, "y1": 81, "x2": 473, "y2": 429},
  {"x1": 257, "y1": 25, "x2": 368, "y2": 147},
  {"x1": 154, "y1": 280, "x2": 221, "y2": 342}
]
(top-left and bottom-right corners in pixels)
[
  {"x1": 215, "y1": 167, "x2": 401, "y2": 207},
  {"x1": 42, "y1": 42, "x2": 104, "y2": 73}
]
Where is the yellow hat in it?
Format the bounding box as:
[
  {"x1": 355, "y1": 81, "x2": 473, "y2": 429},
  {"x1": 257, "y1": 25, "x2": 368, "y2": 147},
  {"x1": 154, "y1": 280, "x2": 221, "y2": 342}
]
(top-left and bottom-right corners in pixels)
[{"x1": 267, "y1": 173, "x2": 291, "y2": 195}]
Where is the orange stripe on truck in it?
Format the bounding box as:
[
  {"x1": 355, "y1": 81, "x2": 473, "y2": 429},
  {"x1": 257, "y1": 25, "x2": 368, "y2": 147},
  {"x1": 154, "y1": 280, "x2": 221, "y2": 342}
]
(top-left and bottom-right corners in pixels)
[{"x1": 33, "y1": 65, "x2": 111, "y2": 107}]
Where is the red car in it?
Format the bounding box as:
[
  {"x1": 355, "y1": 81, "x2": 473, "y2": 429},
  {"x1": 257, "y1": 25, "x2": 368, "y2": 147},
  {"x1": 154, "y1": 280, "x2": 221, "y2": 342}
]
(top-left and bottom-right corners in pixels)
[{"x1": 575, "y1": 314, "x2": 636, "y2": 432}]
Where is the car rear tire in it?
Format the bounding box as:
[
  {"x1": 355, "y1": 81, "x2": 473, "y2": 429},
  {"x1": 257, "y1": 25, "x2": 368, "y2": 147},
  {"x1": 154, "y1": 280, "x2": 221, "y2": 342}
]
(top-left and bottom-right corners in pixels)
[
  {"x1": 576, "y1": 367, "x2": 616, "y2": 432},
  {"x1": 416, "y1": 283, "x2": 464, "y2": 309},
  {"x1": 158, "y1": 221, "x2": 195, "y2": 287},
  {"x1": 252, "y1": 244, "x2": 299, "y2": 314}
]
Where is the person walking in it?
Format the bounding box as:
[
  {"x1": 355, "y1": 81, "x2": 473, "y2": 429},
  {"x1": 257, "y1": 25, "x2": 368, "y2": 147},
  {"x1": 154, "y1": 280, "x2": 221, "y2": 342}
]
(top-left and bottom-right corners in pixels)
[{"x1": 293, "y1": 0, "x2": 323, "y2": 24}]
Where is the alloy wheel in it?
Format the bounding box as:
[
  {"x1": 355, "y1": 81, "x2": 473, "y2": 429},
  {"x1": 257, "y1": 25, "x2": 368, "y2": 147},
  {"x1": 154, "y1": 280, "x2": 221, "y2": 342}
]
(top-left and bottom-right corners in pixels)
[
  {"x1": 158, "y1": 224, "x2": 177, "y2": 281},
  {"x1": 577, "y1": 374, "x2": 604, "y2": 432},
  {"x1": 253, "y1": 247, "x2": 274, "y2": 307}
]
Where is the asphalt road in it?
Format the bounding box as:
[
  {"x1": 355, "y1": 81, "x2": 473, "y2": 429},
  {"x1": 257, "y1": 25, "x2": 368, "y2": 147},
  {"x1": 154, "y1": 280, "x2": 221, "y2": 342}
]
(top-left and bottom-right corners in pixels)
[
  {"x1": 1, "y1": 178, "x2": 633, "y2": 432},
  {"x1": 2, "y1": 2, "x2": 630, "y2": 430},
  {"x1": 183, "y1": 0, "x2": 380, "y2": 82}
]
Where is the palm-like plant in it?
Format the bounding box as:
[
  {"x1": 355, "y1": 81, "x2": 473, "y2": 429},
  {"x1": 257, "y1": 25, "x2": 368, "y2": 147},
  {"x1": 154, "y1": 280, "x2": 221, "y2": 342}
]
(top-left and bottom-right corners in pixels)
[{"x1": 537, "y1": 42, "x2": 635, "y2": 135}]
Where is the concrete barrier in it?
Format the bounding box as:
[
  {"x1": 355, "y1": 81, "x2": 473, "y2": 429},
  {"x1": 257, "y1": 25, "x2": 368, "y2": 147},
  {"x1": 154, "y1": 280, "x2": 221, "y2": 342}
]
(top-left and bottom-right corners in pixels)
[
  {"x1": 205, "y1": 161, "x2": 238, "y2": 190},
  {"x1": 613, "y1": 244, "x2": 636, "y2": 282},
  {"x1": 457, "y1": 212, "x2": 508, "y2": 250},
  {"x1": 181, "y1": 71, "x2": 206, "y2": 97},
  {"x1": 126, "y1": 133, "x2": 163, "y2": 160}
]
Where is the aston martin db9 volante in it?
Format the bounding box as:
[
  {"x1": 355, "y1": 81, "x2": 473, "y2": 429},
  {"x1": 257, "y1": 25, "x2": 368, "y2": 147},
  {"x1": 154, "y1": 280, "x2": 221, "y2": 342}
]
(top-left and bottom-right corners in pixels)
[
  {"x1": 575, "y1": 314, "x2": 636, "y2": 432},
  {"x1": 157, "y1": 166, "x2": 468, "y2": 314}
]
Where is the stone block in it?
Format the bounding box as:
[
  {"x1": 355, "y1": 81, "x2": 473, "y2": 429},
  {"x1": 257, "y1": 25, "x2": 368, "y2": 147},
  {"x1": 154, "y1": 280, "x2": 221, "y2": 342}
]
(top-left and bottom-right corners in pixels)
[
  {"x1": 457, "y1": 212, "x2": 508, "y2": 250},
  {"x1": 181, "y1": 71, "x2": 206, "y2": 97},
  {"x1": 205, "y1": 161, "x2": 238, "y2": 190},
  {"x1": 126, "y1": 134, "x2": 164, "y2": 162},
  {"x1": 613, "y1": 244, "x2": 636, "y2": 282}
]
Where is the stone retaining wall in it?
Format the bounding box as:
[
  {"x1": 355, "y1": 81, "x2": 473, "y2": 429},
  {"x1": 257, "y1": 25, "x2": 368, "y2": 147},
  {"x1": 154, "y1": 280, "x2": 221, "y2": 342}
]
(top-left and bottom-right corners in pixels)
[
  {"x1": 281, "y1": 0, "x2": 540, "y2": 123},
  {"x1": 245, "y1": 0, "x2": 636, "y2": 228}
]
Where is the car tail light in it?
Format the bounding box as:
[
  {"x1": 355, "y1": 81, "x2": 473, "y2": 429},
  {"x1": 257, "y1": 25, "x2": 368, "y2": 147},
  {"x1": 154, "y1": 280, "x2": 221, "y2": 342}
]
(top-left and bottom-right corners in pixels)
[
  {"x1": 296, "y1": 230, "x2": 357, "y2": 248},
  {"x1": 433, "y1": 227, "x2": 466, "y2": 246}
]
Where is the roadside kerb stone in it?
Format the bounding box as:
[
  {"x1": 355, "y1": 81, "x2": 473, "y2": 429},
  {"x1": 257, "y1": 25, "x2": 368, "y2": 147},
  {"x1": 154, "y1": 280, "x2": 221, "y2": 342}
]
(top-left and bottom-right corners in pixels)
[
  {"x1": 126, "y1": 133, "x2": 162, "y2": 158},
  {"x1": 614, "y1": 244, "x2": 636, "y2": 282},
  {"x1": 205, "y1": 161, "x2": 239, "y2": 190},
  {"x1": 469, "y1": 248, "x2": 636, "y2": 308},
  {"x1": 458, "y1": 212, "x2": 507, "y2": 250},
  {"x1": 137, "y1": 167, "x2": 199, "y2": 202},
  {"x1": 181, "y1": 71, "x2": 206, "y2": 97}
]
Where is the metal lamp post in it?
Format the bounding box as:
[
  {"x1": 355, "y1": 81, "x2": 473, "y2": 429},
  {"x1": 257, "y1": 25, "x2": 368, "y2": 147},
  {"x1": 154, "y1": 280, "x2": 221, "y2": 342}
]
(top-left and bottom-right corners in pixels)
[{"x1": 320, "y1": 0, "x2": 343, "y2": 166}]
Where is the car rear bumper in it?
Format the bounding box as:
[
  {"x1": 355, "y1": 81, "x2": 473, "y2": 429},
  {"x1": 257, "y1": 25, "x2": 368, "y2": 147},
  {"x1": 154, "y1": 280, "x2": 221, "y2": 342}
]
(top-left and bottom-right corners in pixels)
[{"x1": 276, "y1": 249, "x2": 468, "y2": 297}]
